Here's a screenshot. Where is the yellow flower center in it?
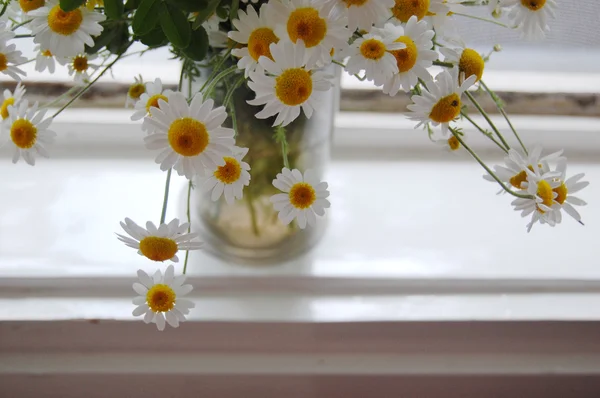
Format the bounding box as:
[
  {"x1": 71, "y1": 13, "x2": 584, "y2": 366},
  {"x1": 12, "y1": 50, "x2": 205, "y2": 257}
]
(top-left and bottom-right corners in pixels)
[
  {"x1": 0, "y1": 53, "x2": 7, "y2": 72},
  {"x1": 459, "y1": 48, "x2": 484, "y2": 82},
  {"x1": 19, "y1": 0, "x2": 45, "y2": 13},
  {"x1": 138, "y1": 236, "x2": 178, "y2": 262},
  {"x1": 429, "y1": 93, "x2": 460, "y2": 123},
  {"x1": 509, "y1": 165, "x2": 538, "y2": 189},
  {"x1": 289, "y1": 182, "x2": 316, "y2": 209},
  {"x1": 360, "y1": 38, "x2": 386, "y2": 60},
  {"x1": 47, "y1": 5, "x2": 83, "y2": 36},
  {"x1": 72, "y1": 55, "x2": 88, "y2": 72},
  {"x1": 521, "y1": 0, "x2": 546, "y2": 11},
  {"x1": 536, "y1": 179, "x2": 554, "y2": 212},
  {"x1": 343, "y1": 0, "x2": 368, "y2": 6},
  {"x1": 214, "y1": 157, "x2": 242, "y2": 184},
  {"x1": 42, "y1": 49, "x2": 53, "y2": 57},
  {"x1": 553, "y1": 182, "x2": 568, "y2": 205},
  {"x1": 168, "y1": 117, "x2": 209, "y2": 157},
  {"x1": 391, "y1": 0, "x2": 430, "y2": 22},
  {"x1": 146, "y1": 284, "x2": 176, "y2": 313},
  {"x1": 1, "y1": 97, "x2": 14, "y2": 120},
  {"x1": 145, "y1": 94, "x2": 168, "y2": 114},
  {"x1": 248, "y1": 27, "x2": 279, "y2": 61},
  {"x1": 275, "y1": 68, "x2": 313, "y2": 106},
  {"x1": 287, "y1": 7, "x2": 327, "y2": 48},
  {"x1": 128, "y1": 83, "x2": 145, "y2": 100},
  {"x1": 10, "y1": 119, "x2": 37, "y2": 149},
  {"x1": 390, "y1": 36, "x2": 418, "y2": 73},
  {"x1": 447, "y1": 136, "x2": 460, "y2": 151}
]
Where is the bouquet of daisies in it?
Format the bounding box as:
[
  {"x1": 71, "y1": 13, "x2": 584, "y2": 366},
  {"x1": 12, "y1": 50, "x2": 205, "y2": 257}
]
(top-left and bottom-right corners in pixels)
[{"x1": 1, "y1": 0, "x2": 588, "y2": 330}]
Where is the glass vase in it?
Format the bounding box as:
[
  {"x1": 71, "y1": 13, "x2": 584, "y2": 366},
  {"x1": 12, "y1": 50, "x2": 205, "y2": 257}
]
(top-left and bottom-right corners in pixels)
[{"x1": 190, "y1": 65, "x2": 339, "y2": 263}]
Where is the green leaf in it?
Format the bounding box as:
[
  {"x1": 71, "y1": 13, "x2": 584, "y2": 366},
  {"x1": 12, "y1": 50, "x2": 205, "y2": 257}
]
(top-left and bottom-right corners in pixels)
[
  {"x1": 104, "y1": 0, "x2": 124, "y2": 20},
  {"x1": 124, "y1": 0, "x2": 141, "y2": 11},
  {"x1": 106, "y1": 23, "x2": 130, "y2": 54},
  {"x1": 159, "y1": 3, "x2": 191, "y2": 49},
  {"x1": 132, "y1": 0, "x2": 160, "y2": 36},
  {"x1": 215, "y1": 5, "x2": 227, "y2": 19},
  {"x1": 59, "y1": 0, "x2": 85, "y2": 12},
  {"x1": 138, "y1": 26, "x2": 168, "y2": 47},
  {"x1": 181, "y1": 25, "x2": 208, "y2": 61},
  {"x1": 165, "y1": 0, "x2": 207, "y2": 12},
  {"x1": 229, "y1": 0, "x2": 239, "y2": 21},
  {"x1": 192, "y1": 0, "x2": 219, "y2": 30},
  {"x1": 85, "y1": 23, "x2": 119, "y2": 54}
]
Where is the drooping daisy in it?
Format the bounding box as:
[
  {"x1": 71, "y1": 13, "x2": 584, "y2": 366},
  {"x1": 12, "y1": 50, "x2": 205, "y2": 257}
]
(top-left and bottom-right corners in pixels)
[
  {"x1": 203, "y1": 147, "x2": 252, "y2": 204},
  {"x1": 407, "y1": 68, "x2": 476, "y2": 136},
  {"x1": 321, "y1": 0, "x2": 394, "y2": 32},
  {"x1": 483, "y1": 145, "x2": 564, "y2": 193},
  {"x1": 117, "y1": 217, "x2": 203, "y2": 262},
  {"x1": 511, "y1": 162, "x2": 563, "y2": 232},
  {"x1": 63, "y1": 53, "x2": 98, "y2": 85},
  {"x1": 28, "y1": 0, "x2": 105, "y2": 58},
  {"x1": 389, "y1": 0, "x2": 465, "y2": 39},
  {"x1": 5, "y1": 0, "x2": 45, "y2": 23},
  {"x1": 34, "y1": 45, "x2": 56, "y2": 73},
  {"x1": 125, "y1": 75, "x2": 145, "y2": 108},
  {"x1": 229, "y1": 4, "x2": 279, "y2": 77},
  {"x1": 436, "y1": 134, "x2": 462, "y2": 152},
  {"x1": 440, "y1": 44, "x2": 485, "y2": 84},
  {"x1": 3, "y1": 100, "x2": 56, "y2": 166},
  {"x1": 270, "y1": 0, "x2": 350, "y2": 65},
  {"x1": 131, "y1": 78, "x2": 173, "y2": 121},
  {"x1": 1, "y1": 82, "x2": 26, "y2": 122},
  {"x1": 503, "y1": 0, "x2": 556, "y2": 40},
  {"x1": 549, "y1": 158, "x2": 588, "y2": 225},
  {"x1": 0, "y1": 41, "x2": 27, "y2": 81},
  {"x1": 143, "y1": 91, "x2": 236, "y2": 179},
  {"x1": 371, "y1": 18, "x2": 437, "y2": 95},
  {"x1": 248, "y1": 40, "x2": 333, "y2": 127},
  {"x1": 342, "y1": 31, "x2": 404, "y2": 84},
  {"x1": 132, "y1": 264, "x2": 195, "y2": 331},
  {"x1": 270, "y1": 168, "x2": 331, "y2": 229}
]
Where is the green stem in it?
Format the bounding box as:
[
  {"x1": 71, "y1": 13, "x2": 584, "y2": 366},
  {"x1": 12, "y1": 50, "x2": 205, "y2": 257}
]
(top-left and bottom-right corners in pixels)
[
  {"x1": 479, "y1": 80, "x2": 528, "y2": 155},
  {"x1": 453, "y1": 12, "x2": 510, "y2": 28},
  {"x1": 465, "y1": 90, "x2": 510, "y2": 151},
  {"x1": 178, "y1": 61, "x2": 185, "y2": 92},
  {"x1": 460, "y1": 111, "x2": 508, "y2": 154},
  {"x1": 245, "y1": 191, "x2": 260, "y2": 237},
  {"x1": 203, "y1": 65, "x2": 239, "y2": 98},
  {"x1": 449, "y1": 128, "x2": 533, "y2": 199},
  {"x1": 275, "y1": 125, "x2": 289, "y2": 169},
  {"x1": 11, "y1": 19, "x2": 32, "y2": 31},
  {"x1": 51, "y1": 47, "x2": 130, "y2": 118},
  {"x1": 182, "y1": 181, "x2": 192, "y2": 275},
  {"x1": 433, "y1": 60, "x2": 454, "y2": 68},
  {"x1": 198, "y1": 48, "x2": 232, "y2": 95},
  {"x1": 13, "y1": 34, "x2": 33, "y2": 39},
  {"x1": 159, "y1": 168, "x2": 172, "y2": 225},
  {"x1": 332, "y1": 59, "x2": 347, "y2": 69}
]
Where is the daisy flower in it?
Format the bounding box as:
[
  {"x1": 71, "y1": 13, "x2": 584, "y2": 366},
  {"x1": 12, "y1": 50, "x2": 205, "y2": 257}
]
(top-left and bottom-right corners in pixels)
[
  {"x1": 125, "y1": 75, "x2": 145, "y2": 108},
  {"x1": 117, "y1": 217, "x2": 203, "y2": 262},
  {"x1": 1, "y1": 82, "x2": 26, "y2": 122},
  {"x1": 3, "y1": 100, "x2": 56, "y2": 166},
  {"x1": 0, "y1": 40, "x2": 27, "y2": 81},
  {"x1": 371, "y1": 18, "x2": 437, "y2": 95},
  {"x1": 549, "y1": 158, "x2": 588, "y2": 225},
  {"x1": 143, "y1": 91, "x2": 236, "y2": 179},
  {"x1": 203, "y1": 14, "x2": 228, "y2": 49},
  {"x1": 440, "y1": 43, "x2": 485, "y2": 84},
  {"x1": 248, "y1": 40, "x2": 333, "y2": 127},
  {"x1": 28, "y1": 0, "x2": 105, "y2": 58},
  {"x1": 132, "y1": 264, "x2": 195, "y2": 331},
  {"x1": 63, "y1": 53, "x2": 98, "y2": 85},
  {"x1": 342, "y1": 31, "x2": 404, "y2": 84},
  {"x1": 270, "y1": 168, "x2": 331, "y2": 229},
  {"x1": 389, "y1": 0, "x2": 465, "y2": 39},
  {"x1": 203, "y1": 147, "x2": 252, "y2": 204},
  {"x1": 407, "y1": 68, "x2": 476, "y2": 136},
  {"x1": 504, "y1": 0, "x2": 556, "y2": 40},
  {"x1": 436, "y1": 134, "x2": 462, "y2": 152},
  {"x1": 270, "y1": 0, "x2": 350, "y2": 65},
  {"x1": 321, "y1": 0, "x2": 394, "y2": 32},
  {"x1": 5, "y1": 0, "x2": 45, "y2": 23},
  {"x1": 511, "y1": 162, "x2": 563, "y2": 232},
  {"x1": 483, "y1": 145, "x2": 564, "y2": 192},
  {"x1": 229, "y1": 4, "x2": 279, "y2": 77},
  {"x1": 131, "y1": 78, "x2": 173, "y2": 121},
  {"x1": 34, "y1": 45, "x2": 57, "y2": 73}
]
